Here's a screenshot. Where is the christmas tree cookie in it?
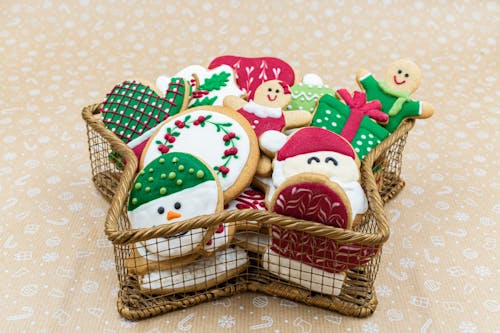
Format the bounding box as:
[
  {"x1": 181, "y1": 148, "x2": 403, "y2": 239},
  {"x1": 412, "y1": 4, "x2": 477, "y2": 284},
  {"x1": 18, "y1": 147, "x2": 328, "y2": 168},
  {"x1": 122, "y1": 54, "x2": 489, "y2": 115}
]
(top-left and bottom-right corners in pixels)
[
  {"x1": 311, "y1": 92, "x2": 390, "y2": 160},
  {"x1": 101, "y1": 78, "x2": 190, "y2": 160},
  {"x1": 287, "y1": 73, "x2": 335, "y2": 113},
  {"x1": 356, "y1": 58, "x2": 434, "y2": 132},
  {"x1": 128, "y1": 152, "x2": 223, "y2": 260},
  {"x1": 157, "y1": 64, "x2": 244, "y2": 107}
]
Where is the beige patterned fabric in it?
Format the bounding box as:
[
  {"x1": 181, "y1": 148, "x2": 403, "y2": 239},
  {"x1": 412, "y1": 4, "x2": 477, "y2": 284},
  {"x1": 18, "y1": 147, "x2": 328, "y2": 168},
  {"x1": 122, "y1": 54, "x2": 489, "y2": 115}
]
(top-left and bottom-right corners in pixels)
[{"x1": 1, "y1": 1, "x2": 498, "y2": 332}]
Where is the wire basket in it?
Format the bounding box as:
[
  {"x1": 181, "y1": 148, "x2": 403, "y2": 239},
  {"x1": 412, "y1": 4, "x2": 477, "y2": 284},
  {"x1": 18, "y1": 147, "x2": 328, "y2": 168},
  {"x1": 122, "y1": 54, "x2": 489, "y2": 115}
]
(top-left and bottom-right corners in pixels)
[{"x1": 83, "y1": 103, "x2": 414, "y2": 320}]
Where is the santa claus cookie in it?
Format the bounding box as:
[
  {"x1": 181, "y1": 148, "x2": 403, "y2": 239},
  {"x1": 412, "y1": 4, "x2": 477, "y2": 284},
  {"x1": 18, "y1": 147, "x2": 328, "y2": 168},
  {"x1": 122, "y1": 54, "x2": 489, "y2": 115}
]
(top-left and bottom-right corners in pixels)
[
  {"x1": 101, "y1": 78, "x2": 191, "y2": 160},
  {"x1": 261, "y1": 174, "x2": 352, "y2": 295},
  {"x1": 157, "y1": 64, "x2": 244, "y2": 107},
  {"x1": 287, "y1": 73, "x2": 335, "y2": 113},
  {"x1": 141, "y1": 106, "x2": 259, "y2": 203},
  {"x1": 127, "y1": 153, "x2": 223, "y2": 260},
  {"x1": 255, "y1": 127, "x2": 368, "y2": 220},
  {"x1": 356, "y1": 58, "x2": 434, "y2": 132},
  {"x1": 139, "y1": 246, "x2": 249, "y2": 295}
]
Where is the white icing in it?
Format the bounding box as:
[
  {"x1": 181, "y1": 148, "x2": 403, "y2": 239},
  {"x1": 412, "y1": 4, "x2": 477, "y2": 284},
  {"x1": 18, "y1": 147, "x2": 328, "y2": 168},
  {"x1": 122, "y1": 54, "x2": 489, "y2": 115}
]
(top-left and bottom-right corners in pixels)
[
  {"x1": 140, "y1": 247, "x2": 248, "y2": 292},
  {"x1": 302, "y1": 73, "x2": 324, "y2": 87},
  {"x1": 259, "y1": 130, "x2": 288, "y2": 153},
  {"x1": 203, "y1": 223, "x2": 230, "y2": 252},
  {"x1": 159, "y1": 64, "x2": 244, "y2": 106},
  {"x1": 128, "y1": 181, "x2": 219, "y2": 258},
  {"x1": 243, "y1": 101, "x2": 282, "y2": 119},
  {"x1": 142, "y1": 110, "x2": 251, "y2": 192},
  {"x1": 261, "y1": 249, "x2": 345, "y2": 295},
  {"x1": 156, "y1": 75, "x2": 172, "y2": 95}
]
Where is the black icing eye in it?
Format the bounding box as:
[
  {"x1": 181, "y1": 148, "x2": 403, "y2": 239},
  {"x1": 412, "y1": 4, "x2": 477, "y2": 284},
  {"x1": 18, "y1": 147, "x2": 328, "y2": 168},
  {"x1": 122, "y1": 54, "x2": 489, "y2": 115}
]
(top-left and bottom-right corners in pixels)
[
  {"x1": 404, "y1": 73, "x2": 409, "y2": 78},
  {"x1": 174, "y1": 202, "x2": 181, "y2": 210},
  {"x1": 397, "y1": 69, "x2": 402, "y2": 74},
  {"x1": 157, "y1": 207, "x2": 165, "y2": 214},
  {"x1": 307, "y1": 157, "x2": 320, "y2": 164},
  {"x1": 325, "y1": 157, "x2": 338, "y2": 166},
  {"x1": 268, "y1": 87, "x2": 273, "y2": 92},
  {"x1": 275, "y1": 89, "x2": 280, "y2": 93}
]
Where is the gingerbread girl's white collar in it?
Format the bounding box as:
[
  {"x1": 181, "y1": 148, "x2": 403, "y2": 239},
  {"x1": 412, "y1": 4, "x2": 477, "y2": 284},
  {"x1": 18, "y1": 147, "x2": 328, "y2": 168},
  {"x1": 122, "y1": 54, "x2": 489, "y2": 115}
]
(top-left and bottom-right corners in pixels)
[{"x1": 243, "y1": 101, "x2": 282, "y2": 119}]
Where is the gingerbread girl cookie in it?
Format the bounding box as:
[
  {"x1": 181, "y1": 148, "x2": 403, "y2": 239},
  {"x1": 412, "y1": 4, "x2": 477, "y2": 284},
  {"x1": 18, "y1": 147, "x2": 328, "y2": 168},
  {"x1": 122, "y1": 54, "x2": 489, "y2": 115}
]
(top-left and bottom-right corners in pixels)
[{"x1": 356, "y1": 58, "x2": 434, "y2": 132}]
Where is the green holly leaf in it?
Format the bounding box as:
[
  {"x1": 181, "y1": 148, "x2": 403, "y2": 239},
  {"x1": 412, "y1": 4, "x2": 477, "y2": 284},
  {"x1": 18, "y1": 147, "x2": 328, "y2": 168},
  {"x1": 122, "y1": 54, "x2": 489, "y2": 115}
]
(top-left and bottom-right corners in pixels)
[
  {"x1": 198, "y1": 71, "x2": 230, "y2": 91},
  {"x1": 190, "y1": 96, "x2": 217, "y2": 107},
  {"x1": 221, "y1": 155, "x2": 229, "y2": 160},
  {"x1": 224, "y1": 141, "x2": 230, "y2": 146},
  {"x1": 172, "y1": 132, "x2": 180, "y2": 137},
  {"x1": 155, "y1": 140, "x2": 162, "y2": 145}
]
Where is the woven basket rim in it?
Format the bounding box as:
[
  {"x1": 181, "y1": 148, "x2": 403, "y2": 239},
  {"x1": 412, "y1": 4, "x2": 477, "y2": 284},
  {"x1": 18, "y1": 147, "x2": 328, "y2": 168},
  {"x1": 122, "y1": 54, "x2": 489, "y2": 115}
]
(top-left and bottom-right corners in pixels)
[{"x1": 82, "y1": 103, "x2": 414, "y2": 247}]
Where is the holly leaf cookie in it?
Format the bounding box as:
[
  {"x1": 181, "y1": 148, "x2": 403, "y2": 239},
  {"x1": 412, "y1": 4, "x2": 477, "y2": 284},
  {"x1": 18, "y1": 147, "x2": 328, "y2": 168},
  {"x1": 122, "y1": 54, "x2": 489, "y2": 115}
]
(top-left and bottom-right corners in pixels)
[
  {"x1": 101, "y1": 78, "x2": 190, "y2": 159},
  {"x1": 128, "y1": 152, "x2": 223, "y2": 260},
  {"x1": 157, "y1": 64, "x2": 244, "y2": 108},
  {"x1": 141, "y1": 106, "x2": 260, "y2": 203},
  {"x1": 311, "y1": 93, "x2": 390, "y2": 160},
  {"x1": 287, "y1": 73, "x2": 335, "y2": 113}
]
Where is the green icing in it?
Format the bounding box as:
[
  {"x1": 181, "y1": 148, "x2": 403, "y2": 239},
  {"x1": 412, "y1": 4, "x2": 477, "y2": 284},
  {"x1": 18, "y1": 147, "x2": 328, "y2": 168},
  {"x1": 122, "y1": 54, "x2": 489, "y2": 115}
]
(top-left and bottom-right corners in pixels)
[
  {"x1": 128, "y1": 152, "x2": 215, "y2": 211},
  {"x1": 360, "y1": 74, "x2": 421, "y2": 132},
  {"x1": 102, "y1": 78, "x2": 188, "y2": 143},
  {"x1": 311, "y1": 94, "x2": 390, "y2": 160},
  {"x1": 197, "y1": 71, "x2": 230, "y2": 91},
  {"x1": 287, "y1": 83, "x2": 335, "y2": 113}
]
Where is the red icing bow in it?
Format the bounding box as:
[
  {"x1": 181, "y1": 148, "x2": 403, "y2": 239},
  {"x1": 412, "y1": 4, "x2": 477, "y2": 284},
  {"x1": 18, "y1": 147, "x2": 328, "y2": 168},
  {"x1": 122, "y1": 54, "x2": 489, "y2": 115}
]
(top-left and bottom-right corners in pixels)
[{"x1": 336, "y1": 89, "x2": 388, "y2": 142}]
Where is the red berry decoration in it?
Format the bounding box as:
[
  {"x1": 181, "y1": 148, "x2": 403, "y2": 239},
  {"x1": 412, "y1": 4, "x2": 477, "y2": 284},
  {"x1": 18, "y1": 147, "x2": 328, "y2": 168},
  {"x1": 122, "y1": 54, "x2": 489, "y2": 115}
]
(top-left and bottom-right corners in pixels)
[
  {"x1": 218, "y1": 166, "x2": 230, "y2": 174},
  {"x1": 216, "y1": 223, "x2": 225, "y2": 234},
  {"x1": 224, "y1": 147, "x2": 238, "y2": 156},
  {"x1": 158, "y1": 144, "x2": 169, "y2": 154},
  {"x1": 175, "y1": 120, "x2": 185, "y2": 128}
]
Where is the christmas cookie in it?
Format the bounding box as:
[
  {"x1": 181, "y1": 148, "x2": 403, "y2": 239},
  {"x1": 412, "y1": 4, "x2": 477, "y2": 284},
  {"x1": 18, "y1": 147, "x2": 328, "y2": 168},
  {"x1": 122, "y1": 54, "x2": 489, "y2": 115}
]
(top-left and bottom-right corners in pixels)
[
  {"x1": 157, "y1": 64, "x2": 244, "y2": 107},
  {"x1": 224, "y1": 187, "x2": 267, "y2": 231},
  {"x1": 261, "y1": 174, "x2": 352, "y2": 295},
  {"x1": 208, "y1": 55, "x2": 296, "y2": 98},
  {"x1": 141, "y1": 106, "x2": 260, "y2": 203},
  {"x1": 356, "y1": 58, "x2": 434, "y2": 132},
  {"x1": 287, "y1": 73, "x2": 335, "y2": 113},
  {"x1": 101, "y1": 78, "x2": 191, "y2": 159},
  {"x1": 311, "y1": 92, "x2": 390, "y2": 160},
  {"x1": 127, "y1": 153, "x2": 223, "y2": 260},
  {"x1": 256, "y1": 127, "x2": 368, "y2": 219},
  {"x1": 139, "y1": 246, "x2": 249, "y2": 295}
]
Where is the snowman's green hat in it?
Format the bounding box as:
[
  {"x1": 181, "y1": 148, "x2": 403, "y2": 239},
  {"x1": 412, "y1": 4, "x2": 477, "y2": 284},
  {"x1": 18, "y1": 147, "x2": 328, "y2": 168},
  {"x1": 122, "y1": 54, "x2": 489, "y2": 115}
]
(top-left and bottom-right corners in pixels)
[{"x1": 128, "y1": 152, "x2": 215, "y2": 211}]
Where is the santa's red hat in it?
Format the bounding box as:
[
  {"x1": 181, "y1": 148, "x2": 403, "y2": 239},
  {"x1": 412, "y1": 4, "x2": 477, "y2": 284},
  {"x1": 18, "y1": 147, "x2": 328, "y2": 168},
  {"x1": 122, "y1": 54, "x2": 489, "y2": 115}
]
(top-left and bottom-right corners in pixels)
[{"x1": 276, "y1": 127, "x2": 356, "y2": 161}]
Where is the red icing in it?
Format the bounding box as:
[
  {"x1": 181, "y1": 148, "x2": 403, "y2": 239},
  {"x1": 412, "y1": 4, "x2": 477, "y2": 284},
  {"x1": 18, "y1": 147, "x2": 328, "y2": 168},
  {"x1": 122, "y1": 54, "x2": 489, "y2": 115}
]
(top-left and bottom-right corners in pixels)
[
  {"x1": 208, "y1": 55, "x2": 295, "y2": 99},
  {"x1": 267, "y1": 94, "x2": 277, "y2": 102},
  {"x1": 393, "y1": 75, "x2": 406, "y2": 85},
  {"x1": 271, "y1": 182, "x2": 378, "y2": 273},
  {"x1": 237, "y1": 107, "x2": 286, "y2": 138},
  {"x1": 336, "y1": 89, "x2": 387, "y2": 141},
  {"x1": 224, "y1": 188, "x2": 266, "y2": 210},
  {"x1": 276, "y1": 127, "x2": 355, "y2": 161}
]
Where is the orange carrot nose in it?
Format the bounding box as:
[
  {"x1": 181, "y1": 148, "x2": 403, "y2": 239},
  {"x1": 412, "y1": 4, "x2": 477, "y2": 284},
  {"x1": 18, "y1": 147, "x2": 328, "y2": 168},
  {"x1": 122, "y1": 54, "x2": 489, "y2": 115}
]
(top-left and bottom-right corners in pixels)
[{"x1": 166, "y1": 210, "x2": 182, "y2": 221}]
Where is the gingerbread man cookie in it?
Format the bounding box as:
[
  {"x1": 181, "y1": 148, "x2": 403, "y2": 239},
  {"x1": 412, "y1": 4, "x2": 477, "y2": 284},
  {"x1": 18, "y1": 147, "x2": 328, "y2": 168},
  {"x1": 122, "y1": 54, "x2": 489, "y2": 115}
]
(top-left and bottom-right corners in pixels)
[{"x1": 356, "y1": 58, "x2": 434, "y2": 132}]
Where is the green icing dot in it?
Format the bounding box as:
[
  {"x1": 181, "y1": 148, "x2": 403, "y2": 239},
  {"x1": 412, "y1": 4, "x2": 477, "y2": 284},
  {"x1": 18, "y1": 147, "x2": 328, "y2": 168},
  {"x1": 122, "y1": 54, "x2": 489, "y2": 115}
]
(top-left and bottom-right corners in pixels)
[
  {"x1": 159, "y1": 158, "x2": 165, "y2": 164},
  {"x1": 134, "y1": 183, "x2": 142, "y2": 190},
  {"x1": 160, "y1": 173, "x2": 167, "y2": 179},
  {"x1": 160, "y1": 187, "x2": 167, "y2": 195},
  {"x1": 176, "y1": 179, "x2": 183, "y2": 186},
  {"x1": 172, "y1": 157, "x2": 179, "y2": 163},
  {"x1": 145, "y1": 187, "x2": 151, "y2": 193},
  {"x1": 131, "y1": 198, "x2": 138, "y2": 205},
  {"x1": 149, "y1": 168, "x2": 154, "y2": 173},
  {"x1": 139, "y1": 170, "x2": 145, "y2": 175},
  {"x1": 178, "y1": 165, "x2": 185, "y2": 172},
  {"x1": 169, "y1": 172, "x2": 176, "y2": 180},
  {"x1": 196, "y1": 170, "x2": 204, "y2": 179},
  {"x1": 148, "y1": 177, "x2": 154, "y2": 182},
  {"x1": 188, "y1": 168, "x2": 194, "y2": 174}
]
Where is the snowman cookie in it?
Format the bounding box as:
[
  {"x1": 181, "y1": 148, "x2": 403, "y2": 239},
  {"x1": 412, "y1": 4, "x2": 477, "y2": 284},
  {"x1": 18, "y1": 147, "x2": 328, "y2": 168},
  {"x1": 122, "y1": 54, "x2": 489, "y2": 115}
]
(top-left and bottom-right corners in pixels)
[
  {"x1": 139, "y1": 246, "x2": 249, "y2": 295},
  {"x1": 255, "y1": 127, "x2": 368, "y2": 221},
  {"x1": 141, "y1": 106, "x2": 260, "y2": 203},
  {"x1": 287, "y1": 73, "x2": 335, "y2": 113},
  {"x1": 128, "y1": 153, "x2": 223, "y2": 260},
  {"x1": 356, "y1": 58, "x2": 434, "y2": 132},
  {"x1": 101, "y1": 78, "x2": 191, "y2": 160},
  {"x1": 157, "y1": 64, "x2": 244, "y2": 107}
]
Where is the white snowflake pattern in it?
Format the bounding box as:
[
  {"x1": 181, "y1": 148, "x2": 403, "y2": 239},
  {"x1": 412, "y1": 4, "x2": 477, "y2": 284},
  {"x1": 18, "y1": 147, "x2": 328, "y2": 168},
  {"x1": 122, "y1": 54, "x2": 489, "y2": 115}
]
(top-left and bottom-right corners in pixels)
[
  {"x1": 410, "y1": 186, "x2": 425, "y2": 195},
  {"x1": 42, "y1": 252, "x2": 59, "y2": 262},
  {"x1": 218, "y1": 315, "x2": 236, "y2": 328},
  {"x1": 400, "y1": 258, "x2": 416, "y2": 269},
  {"x1": 99, "y1": 260, "x2": 115, "y2": 270},
  {"x1": 4, "y1": 152, "x2": 17, "y2": 161},
  {"x1": 69, "y1": 202, "x2": 83, "y2": 212},
  {"x1": 459, "y1": 321, "x2": 477, "y2": 333},
  {"x1": 474, "y1": 265, "x2": 491, "y2": 278},
  {"x1": 375, "y1": 285, "x2": 392, "y2": 297},
  {"x1": 362, "y1": 321, "x2": 380, "y2": 333},
  {"x1": 455, "y1": 212, "x2": 470, "y2": 222}
]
